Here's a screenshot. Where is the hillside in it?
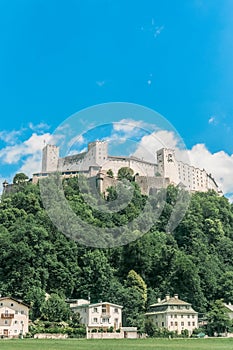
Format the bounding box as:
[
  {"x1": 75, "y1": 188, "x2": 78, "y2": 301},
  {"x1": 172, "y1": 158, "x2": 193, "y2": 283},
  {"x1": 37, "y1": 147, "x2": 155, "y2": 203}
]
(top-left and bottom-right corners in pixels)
[{"x1": 0, "y1": 176, "x2": 233, "y2": 328}]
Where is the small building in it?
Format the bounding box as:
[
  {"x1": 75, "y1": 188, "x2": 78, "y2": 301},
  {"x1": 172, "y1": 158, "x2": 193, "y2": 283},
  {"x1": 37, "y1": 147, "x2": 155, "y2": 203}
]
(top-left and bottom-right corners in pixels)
[
  {"x1": 0, "y1": 297, "x2": 29, "y2": 338},
  {"x1": 224, "y1": 302, "x2": 233, "y2": 319},
  {"x1": 68, "y1": 299, "x2": 123, "y2": 331},
  {"x1": 145, "y1": 294, "x2": 198, "y2": 336}
]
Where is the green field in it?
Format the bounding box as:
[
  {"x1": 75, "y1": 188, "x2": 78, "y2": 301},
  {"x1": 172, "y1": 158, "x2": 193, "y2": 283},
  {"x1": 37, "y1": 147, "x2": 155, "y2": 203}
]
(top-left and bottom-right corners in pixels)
[{"x1": 0, "y1": 338, "x2": 233, "y2": 350}]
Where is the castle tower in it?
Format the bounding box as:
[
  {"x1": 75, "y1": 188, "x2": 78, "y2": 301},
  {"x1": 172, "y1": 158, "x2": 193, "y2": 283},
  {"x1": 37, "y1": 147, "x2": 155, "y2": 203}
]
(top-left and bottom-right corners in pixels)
[
  {"x1": 42, "y1": 144, "x2": 59, "y2": 172},
  {"x1": 87, "y1": 141, "x2": 108, "y2": 166},
  {"x1": 157, "y1": 148, "x2": 180, "y2": 185}
]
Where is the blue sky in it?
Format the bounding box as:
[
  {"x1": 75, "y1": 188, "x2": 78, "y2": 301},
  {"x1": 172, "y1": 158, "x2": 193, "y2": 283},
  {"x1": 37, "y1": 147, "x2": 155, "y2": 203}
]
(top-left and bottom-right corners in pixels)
[{"x1": 0, "y1": 0, "x2": 233, "y2": 197}]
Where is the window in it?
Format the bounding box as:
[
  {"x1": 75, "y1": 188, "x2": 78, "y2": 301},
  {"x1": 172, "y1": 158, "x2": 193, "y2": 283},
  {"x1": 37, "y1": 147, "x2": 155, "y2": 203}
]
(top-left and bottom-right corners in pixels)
[
  {"x1": 114, "y1": 308, "x2": 118, "y2": 313},
  {"x1": 174, "y1": 314, "x2": 177, "y2": 318},
  {"x1": 181, "y1": 322, "x2": 184, "y2": 326},
  {"x1": 170, "y1": 322, "x2": 173, "y2": 326},
  {"x1": 93, "y1": 307, "x2": 98, "y2": 313},
  {"x1": 14, "y1": 330, "x2": 17, "y2": 333},
  {"x1": 192, "y1": 315, "x2": 195, "y2": 318},
  {"x1": 162, "y1": 322, "x2": 164, "y2": 327},
  {"x1": 0, "y1": 303, "x2": 3, "y2": 306},
  {"x1": 93, "y1": 318, "x2": 98, "y2": 323},
  {"x1": 4, "y1": 320, "x2": 8, "y2": 325},
  {"x1": 15, "y1": 321, "x2": 18, "y2": 324},
  {"x1": 11, "y1": 303, "x2": 14, "y2": 307},
  {"x1": 192, "y1": 322, "x2": 195, "y2": 326},
  {"x1": 15, "y1": 311, "x2": 18, "y2": 314},
  {"x1": 170, "y1": 315, "x2": 173, "y2": 318},
  {"x1": 21, "y1": 310, "x2": 24, "y2": 315},
  {"x1": 181, "y1": 315, "x2": 183, "y2": 318},
  {"x1": 188, "y1": 322, "x2": 191, "y2": 326},
  {"x1": 187, "y1": 315, "x2": 190, "y2": 318},
  {"x1": 175, "y1": 322, "x2": 178, "y2": 326}
]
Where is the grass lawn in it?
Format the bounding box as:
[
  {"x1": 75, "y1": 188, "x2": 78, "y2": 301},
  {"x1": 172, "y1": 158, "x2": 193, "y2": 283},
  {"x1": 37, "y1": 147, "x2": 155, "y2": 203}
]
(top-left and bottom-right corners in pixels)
[{"x1": 0, "y1": 338, "x2": 233, "y2": 350}]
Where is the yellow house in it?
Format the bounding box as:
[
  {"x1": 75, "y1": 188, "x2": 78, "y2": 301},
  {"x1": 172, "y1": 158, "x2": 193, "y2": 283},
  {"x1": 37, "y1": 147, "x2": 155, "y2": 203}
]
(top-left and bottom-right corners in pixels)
[
  {"x1": 0, "y1": 297, "x2": 29, "y2": 338},
  {"x1": 145, "y1": 294, "x2": 198, "y2": 336}
]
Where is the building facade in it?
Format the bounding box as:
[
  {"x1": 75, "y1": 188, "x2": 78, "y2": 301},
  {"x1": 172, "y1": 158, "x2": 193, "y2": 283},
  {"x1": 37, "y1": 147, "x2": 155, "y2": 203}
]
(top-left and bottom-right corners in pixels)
[
  {"x1": 68, "y1": 299, "x2": 122, "y2": 331},
  {"x1": 145, "y1": 294, "x2": 198, "y2": 336},
  {"x1": 0, "y1": 297, "x2": 29, "y2": 338},
  {"x1": 31, "y1": 140, "x2": 219, "y2": 194}
]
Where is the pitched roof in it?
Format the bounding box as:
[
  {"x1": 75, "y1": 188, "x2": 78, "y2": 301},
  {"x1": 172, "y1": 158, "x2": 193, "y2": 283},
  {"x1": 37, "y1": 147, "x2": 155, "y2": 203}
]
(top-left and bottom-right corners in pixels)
[
  {"x1": 0, "y1": 296, "x2": 30, "y2": 308},
  {"x1": 150, "y1": 295, "x2": 191, "y2": 307}
]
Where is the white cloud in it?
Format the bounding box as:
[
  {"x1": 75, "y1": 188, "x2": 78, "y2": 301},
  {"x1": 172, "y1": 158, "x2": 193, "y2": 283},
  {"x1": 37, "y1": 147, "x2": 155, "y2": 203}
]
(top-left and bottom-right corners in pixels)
[
  {"x1": 96, "y1": 80, "x2": 106, "y2": 87},
  {"x1": 208, "y1": 116, "x2": 218, "y2": 125},
  {"x1": 154, "y1": 25, "x2": 164, "y2": 38},
  {"x1": 113, "y1": 119, "x2": 145, "y2": 133},
  {"x1": 29, "y1": 122, "x2": 50, "y2": 132},
  {"x1": 0, "y1": 132, "x2": 55, "y2": 178},
  {"x1": 0, "y1": 129, "x2": 25, "y2": 145}
]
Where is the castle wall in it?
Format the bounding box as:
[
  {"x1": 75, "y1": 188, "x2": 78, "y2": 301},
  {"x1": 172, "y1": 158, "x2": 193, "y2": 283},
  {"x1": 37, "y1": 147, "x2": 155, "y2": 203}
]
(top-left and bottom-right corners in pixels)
[
  {"x1": 102, "y1": 157, "x2": 156, "y2": 177},
  {"x1": 57, "y1": 141, "x2": 108, "y2": 172},
  {"x1": 135, "y1": 176, "x2": 170, "y2": 195}
]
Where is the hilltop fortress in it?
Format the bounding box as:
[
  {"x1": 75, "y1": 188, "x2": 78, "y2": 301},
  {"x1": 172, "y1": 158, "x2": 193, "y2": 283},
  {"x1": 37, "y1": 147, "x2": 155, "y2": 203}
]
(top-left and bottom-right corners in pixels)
[{"x1": 32, "y1": 140, "x2": 219, "y2": 195}]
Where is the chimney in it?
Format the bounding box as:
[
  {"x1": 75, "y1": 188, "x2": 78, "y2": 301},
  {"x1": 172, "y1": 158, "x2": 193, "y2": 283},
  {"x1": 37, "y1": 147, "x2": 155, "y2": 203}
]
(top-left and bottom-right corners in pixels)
[
  {"x1": 165, "y1": 294, "x2": 170, "y2": 301},
  {"x1": 174, "y1": 294, "x2": 178, "y2": 299},
  {"x1": 157, "y1": 298, "x2": 161, "y2": 303}
]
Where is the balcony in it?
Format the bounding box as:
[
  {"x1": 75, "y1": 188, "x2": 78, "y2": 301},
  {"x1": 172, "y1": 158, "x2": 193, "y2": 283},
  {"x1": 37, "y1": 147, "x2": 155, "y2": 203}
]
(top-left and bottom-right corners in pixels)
[{"x1": 1, "y1": 313, "x2": 14, "y2": 319}]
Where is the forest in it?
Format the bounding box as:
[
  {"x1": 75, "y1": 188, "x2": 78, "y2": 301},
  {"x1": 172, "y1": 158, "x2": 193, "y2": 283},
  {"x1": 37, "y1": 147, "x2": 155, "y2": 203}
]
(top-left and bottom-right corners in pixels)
[{"x1": 1, "y1": 172, "x2": 233, "y2": 333}]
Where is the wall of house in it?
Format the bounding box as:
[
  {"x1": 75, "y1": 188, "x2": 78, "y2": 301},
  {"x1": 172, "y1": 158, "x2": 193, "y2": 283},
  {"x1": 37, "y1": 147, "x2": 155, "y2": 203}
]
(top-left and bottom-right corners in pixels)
[{"x1": 0, "y1": 299, "x2": 29, "y2": 338}]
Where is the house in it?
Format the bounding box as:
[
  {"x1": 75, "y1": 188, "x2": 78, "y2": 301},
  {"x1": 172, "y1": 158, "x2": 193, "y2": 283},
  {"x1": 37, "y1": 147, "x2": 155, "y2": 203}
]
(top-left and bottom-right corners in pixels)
[
  {"x1": 68, "y1": 299, "x2": 122, "y2": 331},
  {"x1": 0, "y1": 297, "x2": 29, "y2": 338},
  {"x1": 224, "y1": 303, "x2": 233, "y2": 319},
  {"x1": 145, "y1": 294, "x2": 198, "y2": 336}
]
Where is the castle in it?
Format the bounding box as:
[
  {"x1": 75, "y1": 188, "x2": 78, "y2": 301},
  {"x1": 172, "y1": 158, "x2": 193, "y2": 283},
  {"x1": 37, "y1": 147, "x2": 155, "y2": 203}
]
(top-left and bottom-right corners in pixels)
[{"x1": 32, "y1": 140, "x2": 219, "y2": 195}]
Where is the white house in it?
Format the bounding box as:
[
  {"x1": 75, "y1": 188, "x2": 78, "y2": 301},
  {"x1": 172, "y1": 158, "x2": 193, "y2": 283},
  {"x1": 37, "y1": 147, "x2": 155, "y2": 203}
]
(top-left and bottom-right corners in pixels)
[
  {"x1": 0, "y1": 297, "x2": 29, "y2": 338},
  {"x1": 68, "y1": 299, "x2": 122, "y2": 331},
  {"x1": 145, "y1": 294, "x2": 198, "y2": 336}
]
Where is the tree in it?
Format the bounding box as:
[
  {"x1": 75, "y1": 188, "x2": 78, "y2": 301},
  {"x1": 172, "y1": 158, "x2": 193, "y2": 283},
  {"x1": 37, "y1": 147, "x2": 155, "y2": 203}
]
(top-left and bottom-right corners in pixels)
[
  {"x1": 13, "y1": 173, "x2": 29, "y2": 184},
  {"x1": 122, "y1": 270, "x2": 147, "y2": 331},
  {"x1": 117, "y1": 167, "x2": 134, "y2": 181},
  {"x1": 144, "y1": 318, "x2": 156, "y2": 337},
  {"x1": 41, "y1": 293, "x2": 71, "y2": 322},
  {"x1": 107, "y1": 169, "x2": 114, "y2": 178},
  {"x1": 207, "y1": 299, "x2": 231, "y2": 336}
]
